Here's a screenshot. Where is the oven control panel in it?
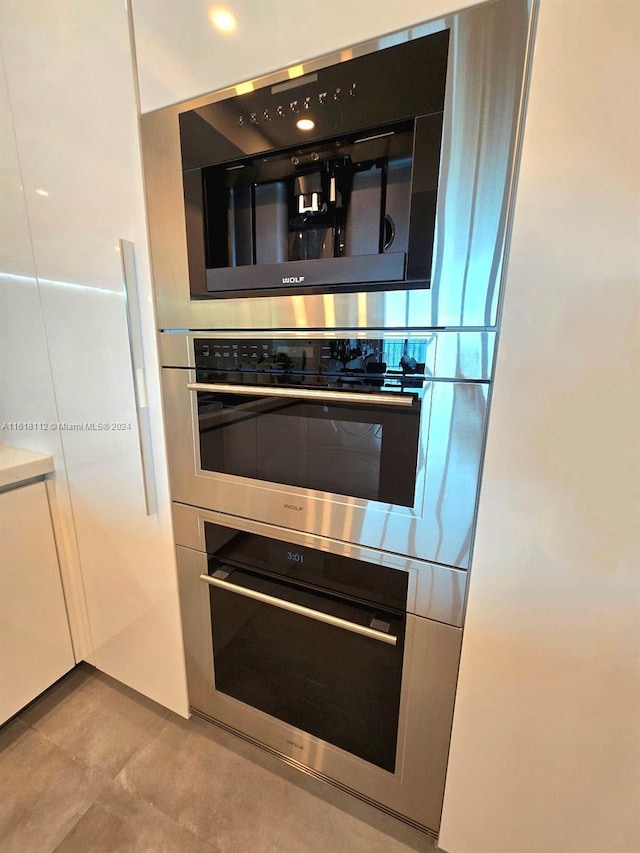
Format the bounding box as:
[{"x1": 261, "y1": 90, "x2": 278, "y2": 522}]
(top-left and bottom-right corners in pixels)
[
  {"x1": 194, "y1": 337, "x2": 430, "y2": 378},
  {"x1": 204, "y1": 521, "x2": 408, "y2": 612},
  {"x1": 179, "y1": 29, "x2": 449, "y2": 168}
]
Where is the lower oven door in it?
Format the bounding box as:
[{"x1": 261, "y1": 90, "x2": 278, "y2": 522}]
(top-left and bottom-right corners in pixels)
[
  {"x1": 203, "y1": 564, "x2": 405, "y2": 773},
  {"x1": 176, "y1": 542, "x2": 463, "y2": 832}
]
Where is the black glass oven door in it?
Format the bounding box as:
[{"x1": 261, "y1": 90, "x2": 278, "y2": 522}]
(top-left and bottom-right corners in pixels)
[
  {"x1": 203, "y1": 566, "x2": 405, "y2": 772},
  {"x1": 194, "y1": 384, "x2": 420, "y2": 507}
]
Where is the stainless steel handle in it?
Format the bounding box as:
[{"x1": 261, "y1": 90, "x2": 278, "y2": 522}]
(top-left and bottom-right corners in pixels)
[
  {"x1": 120, "y1": 239, "x2": 158, "y2": 515},
  {"x1": 187, "y1": 382, "x2": 415, "y2": 408},
  {"x1": 200, "y1": 574, "x2": 397, "y2": 646}
]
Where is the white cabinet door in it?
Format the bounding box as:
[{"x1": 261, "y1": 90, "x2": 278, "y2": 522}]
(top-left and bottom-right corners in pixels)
[
  {"x1": 0, "y1": 481, "x2": 75, "y2": 724},
  {"x1": 0, "y1": 25, "x2": 88, "y2": 663},
  {"x1": 0, "y1": 1, "x2": 188, "y2": 715}
]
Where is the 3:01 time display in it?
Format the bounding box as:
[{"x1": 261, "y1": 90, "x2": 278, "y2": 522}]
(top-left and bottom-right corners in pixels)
[{"x1": 287, "y1": 551, "x2": 304, "y2": 563}]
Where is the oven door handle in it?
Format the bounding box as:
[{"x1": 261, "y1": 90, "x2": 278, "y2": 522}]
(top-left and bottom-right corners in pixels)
[
  {"x1": 187, "y1": 382, "x2": 415, "y2": 408},
  {"x1": 199, "y1": 574, "x2": 397, "y2": 646}
]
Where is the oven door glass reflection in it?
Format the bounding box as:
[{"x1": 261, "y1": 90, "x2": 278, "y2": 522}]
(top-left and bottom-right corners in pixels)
[
  {"x1": 208, "y1": 565, "x2": 405, "y2": 771},
  {"x1": 197, "y1": 388, "x2": 420, "y2": 506}
]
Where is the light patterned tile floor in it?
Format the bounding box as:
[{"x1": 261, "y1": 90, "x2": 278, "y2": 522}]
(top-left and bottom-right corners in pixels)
[{"x1": 0, "y1": 664, "x2": 438, "y2": 852}]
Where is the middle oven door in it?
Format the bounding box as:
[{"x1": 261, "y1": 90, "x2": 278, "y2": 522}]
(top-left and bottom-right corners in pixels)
[
  {"x1": 193, "y1": 383, "x2": 420, "y2": 508},
  {"x1": 162, "y1": 359, "x2": 488, "y2": 570}
]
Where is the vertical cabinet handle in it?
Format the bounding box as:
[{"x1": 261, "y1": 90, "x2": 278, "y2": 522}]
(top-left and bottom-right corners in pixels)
[{"x1": 120, "y1": 239, "x2": 158, "y2": 515}]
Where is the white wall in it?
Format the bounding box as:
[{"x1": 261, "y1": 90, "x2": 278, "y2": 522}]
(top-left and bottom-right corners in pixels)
[{"x1": 439, "y1": 1, "x2": 640, "y2": 850}]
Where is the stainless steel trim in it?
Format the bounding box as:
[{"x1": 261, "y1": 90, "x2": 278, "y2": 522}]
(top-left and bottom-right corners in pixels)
[
  {"x1": 119, "y1": 239, "x2": 158, "y2": 515},
  {"x1": 158, "y1": 330, "x2": 191, "y2": 369},
  {"x1": 199, "y1": 573, "x2": 398, "y2": 646},
  {"x1": 189, "y1": 708, "x2": 438, "y2": 840},
  {"x1": 187, "y1": 382, "x2": 416, "y2": 408}
]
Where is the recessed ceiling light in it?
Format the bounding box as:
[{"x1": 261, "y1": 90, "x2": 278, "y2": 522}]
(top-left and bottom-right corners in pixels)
[
  {"x1": 296, "y1": 118, "x2": 315, "y2": 131},
  {"x1": 209, "y1": 7, "x2": 237, "y2": 33},
  {"x1": 35, "y1": 188, "x2": 49, "y2": 197}
]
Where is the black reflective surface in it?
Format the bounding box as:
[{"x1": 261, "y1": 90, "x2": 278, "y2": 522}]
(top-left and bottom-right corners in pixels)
[
  {"x1": 194, "y1": 336, "x2": 430, "y2": 378},
  {"x1": 179, "y1": 31, "x2": 449, "y2": 167},
  {"x1": 179, "y1": 31, "x2": 448, "y2": 297},
  {"x1": 205, "y1": 523, "x2": 407, "y2": 771},
  {"x1": 195, "y1": 338, "x2": 426, "y2": 506},
  {"x1": 204, "y1": 524, "x2": 409, "y2": 611}
]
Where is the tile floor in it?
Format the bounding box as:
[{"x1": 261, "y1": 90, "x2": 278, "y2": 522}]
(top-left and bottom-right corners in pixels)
[{"x1": 0, "y1": 664, "x2": 439, "y2": 852}]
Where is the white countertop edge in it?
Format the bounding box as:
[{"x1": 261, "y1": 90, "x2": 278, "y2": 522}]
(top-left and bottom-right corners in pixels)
[{"x1": 0, "y1": 443, "x2": 55, "y2": 489}]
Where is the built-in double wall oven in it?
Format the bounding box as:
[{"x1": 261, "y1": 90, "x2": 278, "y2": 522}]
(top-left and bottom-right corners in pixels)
[{"x1": 142, "y1": 0, "x2": 533, "y2": 837}]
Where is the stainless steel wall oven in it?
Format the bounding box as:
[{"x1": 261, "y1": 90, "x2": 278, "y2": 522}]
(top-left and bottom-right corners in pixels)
[
  {"x1": 161, "y1": 328, "x2": 493, "y2": 569},
  {"x1": 174, "y1": 505, "x2": 464, "y2": 832},
  {"x1": 204, "y1": 523, "x2": 408, "y2": 774},
  {"x1": 142, "y1": 0, "x2": 533, "y2": 838}
]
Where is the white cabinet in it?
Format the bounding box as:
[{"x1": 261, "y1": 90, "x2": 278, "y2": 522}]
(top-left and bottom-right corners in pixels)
[
  {"x1": 0, "y1": 26, "x2": 88, "y2": 663},
  {"x1": 0, "y1": 481, "x2": 75, "y2": 724},
  {"x1": 0, "y1": 1, "x2": 188, "y2": 715}
]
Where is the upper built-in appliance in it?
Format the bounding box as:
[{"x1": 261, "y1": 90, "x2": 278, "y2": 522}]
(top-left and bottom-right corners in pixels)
[
  {"x1": 179, "y1": 31, "x2": 448, "y2": 299},
  {"x1": 141, "y1": 0, "x2": 531, "y2": 331}
]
